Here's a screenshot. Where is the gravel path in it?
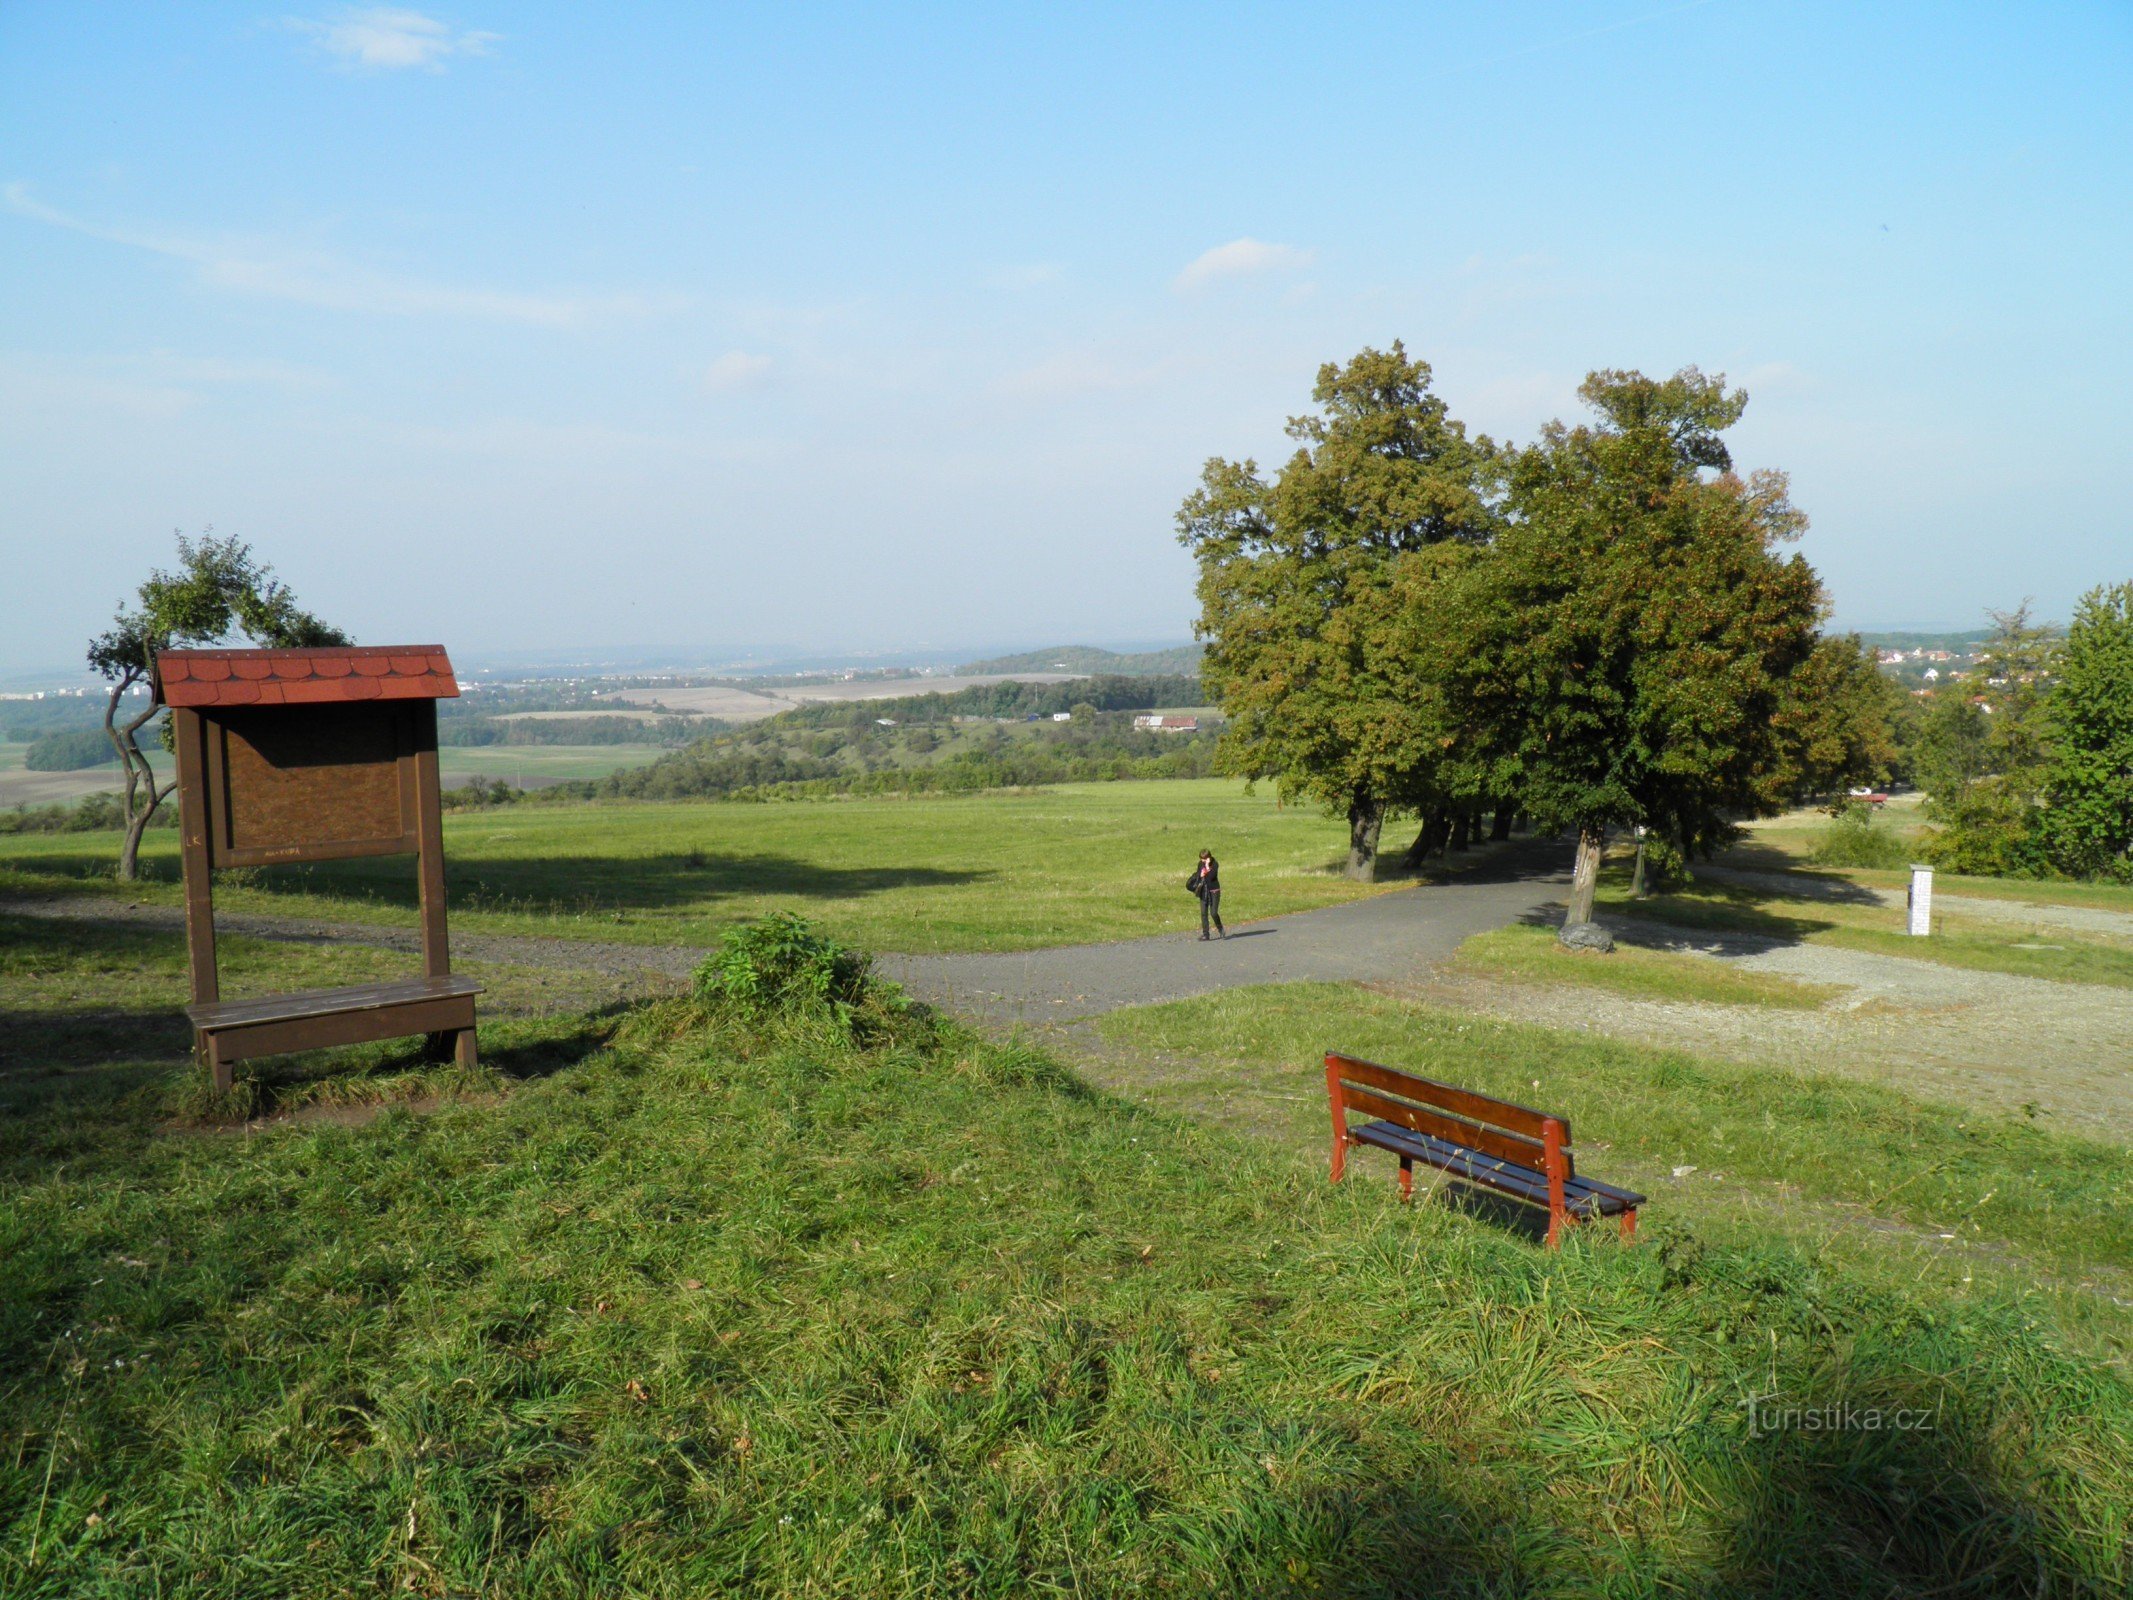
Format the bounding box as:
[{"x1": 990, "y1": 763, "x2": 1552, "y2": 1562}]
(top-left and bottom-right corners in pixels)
[
  {"x1": 876, "y1": 844, "x2": 1574, "y2": 1023},
  {"x1": 1416, "y1": 909, "x2": 2133, "y2": 1143},
  {"x1": 5, "y1": 897, "x2": 703, "y2": 983}
]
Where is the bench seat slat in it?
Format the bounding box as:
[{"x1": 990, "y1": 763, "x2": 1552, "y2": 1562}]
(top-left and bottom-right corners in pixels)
[
  {"x1": 1353, "y1": 1122, "x2": 1646, "y2": 1216},
  {"x1": 187, "y1": 975, "x2": 482, "y2": 1031}
]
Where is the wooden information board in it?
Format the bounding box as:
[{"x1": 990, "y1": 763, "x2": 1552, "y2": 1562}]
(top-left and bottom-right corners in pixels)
[{"x1": 156, "y1": 646, "x2": 481, "y2": 1092}]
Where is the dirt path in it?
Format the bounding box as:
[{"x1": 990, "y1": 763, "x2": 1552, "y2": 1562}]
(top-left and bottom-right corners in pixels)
[
  {"x1": 6, "y1": 896, "x2": 704, "y2": 984},
  {"x1": 1400, "y1": 909, "x2": 2133, "y2": 1143}
]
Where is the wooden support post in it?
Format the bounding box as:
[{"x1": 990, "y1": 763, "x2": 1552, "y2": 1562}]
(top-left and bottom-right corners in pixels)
[
  {"x1": 171, "y1": 707, "x2": 227, "y2": 1090},
  {"x1": 1619, "y1": 1208, "x2": 1638, "y2": 1243},
  {"x1": 1398, "y1": 1156, "x2": 1413, "y2": 1202},
  {"x1": 1324, "y1": 1056, "x2": 1349, "y2": 1182},
  {"x1": 1542, "y1": 1117, "x2": 1569, "y2": 1248},
  {"x1": 411, "y1": 703, "x2": 451, "y2": 981}
]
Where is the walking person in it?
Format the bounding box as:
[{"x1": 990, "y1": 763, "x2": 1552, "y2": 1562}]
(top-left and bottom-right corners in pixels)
[{"x1": 1187, "y1": 848, "x2": 1226, "y2": 940}]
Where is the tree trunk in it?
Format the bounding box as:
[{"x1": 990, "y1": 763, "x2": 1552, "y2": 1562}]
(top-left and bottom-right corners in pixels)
[
  {"x1": 1566, "y1": 821, "x2": 1605, "y2": 926},
  {"x1": 1346, "y1": 794, "x2": 1385, "y2": 882},
  {"x1": 1630, "y1": 833, "x2": 1648, "y2": 899},
  {"x1": 1450, "y1": 811, "x2": 1472, "y2": 852},
  {"x1": 1490, "y1": 805, "x2": 1514, "y2": 842},
  {"x1": 119, "y1": 805, "x2": 154, "y2": 882},
  {"x1": 1399, "y1": 820, "x2": 1430, "y2": 871},
  {"x1": 1400, "y1": 809, "x2": 1449, "y2": 870}
]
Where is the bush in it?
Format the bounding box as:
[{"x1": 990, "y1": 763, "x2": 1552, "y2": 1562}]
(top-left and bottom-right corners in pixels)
[
  {"x1": 23, "y1": 728, "x2": 118, "y2": 771},
  {"x1": 1809, "y1": 802, "x2": 1913, "y2": 869},
  {"x1": 694, "y1": 912, "x2": 903, "y2": 1033}
]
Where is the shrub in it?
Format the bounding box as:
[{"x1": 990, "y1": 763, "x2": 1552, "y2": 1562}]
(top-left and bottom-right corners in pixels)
[
  {"x1": 694, "y1": 911, "x2": 902, "y2": 1032},
  {"x1": 23, "y1": 728, "x2": 118, "y2": 771},
  {"x1": 1809, "y1": 802, "x2": 1913, "y2": 869}
]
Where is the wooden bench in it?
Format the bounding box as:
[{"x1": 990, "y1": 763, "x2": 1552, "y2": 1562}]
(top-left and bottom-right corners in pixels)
[
  {"x1": 1324, "y1": 1053, "x2": 1644, "y2": 1246},
  {"x1": 188, "y1": 975, "x2": 481, "y2": 1091}
]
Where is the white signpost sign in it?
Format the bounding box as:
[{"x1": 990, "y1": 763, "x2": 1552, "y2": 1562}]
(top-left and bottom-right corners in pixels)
[{"x1": 1906, "y1": 864, "x2": 1934, "y2": 937}]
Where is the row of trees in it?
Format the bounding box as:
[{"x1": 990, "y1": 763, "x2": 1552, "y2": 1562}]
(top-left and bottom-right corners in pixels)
[
  {"x1": 1181, "y1": 346, "x2": 1895, "y2": 930},
  {"x1": 1906, "y1": 592, "x2": 2133, "y2": 881}
]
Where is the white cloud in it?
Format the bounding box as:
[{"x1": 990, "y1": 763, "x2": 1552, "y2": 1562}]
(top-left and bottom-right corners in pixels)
[
  {"x1": 4, "y1": 184, "x2": 679, "y2": 327},
  {"x1": 1172, "y1": 238, "x2": 1315, "y2": 293},
  {"x1": 703, "y1": 351, "x2": 774, "y2": 391},
  {"x1": 290, "y1": 8, "x2": 499, "y2": 72}
]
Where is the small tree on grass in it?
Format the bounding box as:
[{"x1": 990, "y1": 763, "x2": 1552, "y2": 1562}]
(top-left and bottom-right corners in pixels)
[
  {"x1": 1434, "y1": 369, "x2": 1827, "y2": 940},
  {"x1": 89, "y1": 532, "x2": 349, "y2": 881},
  {"x1": 2040, "y1": 581, "x2": 2133, "y2": 880}
]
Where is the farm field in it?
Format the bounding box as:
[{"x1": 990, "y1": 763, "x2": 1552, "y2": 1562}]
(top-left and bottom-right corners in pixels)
[
  {"x1": 602, "y1": 671, "x2": 1086, "y2": 722},
  {"x1": 0, "y1": 741, "x2": 668, "y2": 807},
  {"x1": 4, "y1": 909, "x2": 2130, "y2": 1594},
  {"x1": 0, "y1": 780, "x2": 1387, "y2": 954}
]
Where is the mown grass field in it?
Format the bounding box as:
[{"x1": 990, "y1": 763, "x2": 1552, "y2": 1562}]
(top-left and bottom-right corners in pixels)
[
  {"x1": 1596, "y1": 870, "x2": 2133, "y2": 990},
  {"x1": 1091, "y1": 981, "x2": 2133, "y2": 1310},
  {"x1": 0, "y1": 780, "x2": 1390, "y2": 954},
  {"x1": 1726, "y1": 797, "x2": 2133, "y2": 914},
  {"x1": 1449, "y1": 922, "x2": 1843, "y2": 1008},
  {"x1": 4, "y1": 911, "x2": 2130, "y2": 1595}
]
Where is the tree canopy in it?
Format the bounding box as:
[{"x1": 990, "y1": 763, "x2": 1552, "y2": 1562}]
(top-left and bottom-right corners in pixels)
[
  {"x1": 1425, "y1": 368, "x2": 1831, "y2": 926},
  {"x1": 1178, "y1": 343, "x2": 1500, "y2": 878},
  {"x1": 2040, "y1": 582, "x2": 2133, "y2": 881},
  {"x1": 89, "y1": 532, "x2": 348, "y2": 880}
]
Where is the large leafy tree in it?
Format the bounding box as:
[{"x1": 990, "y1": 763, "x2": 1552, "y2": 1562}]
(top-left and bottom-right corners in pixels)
[
  {"x1": 1917, "y1": 603, "x2": 2060, "y2": 876},
  {"x1": 89, "y1": 532, "x2": 349, "y2": 880},
  {"x1": 1178, "y1": 344, "x2": 1499, "y2": 879},
  {"x1": 1432, "y1": 369, "x2": 1826, "y2": 933},
  {"x1": 2040, "y1": 581, "x2": 2133, "y2": 880}
]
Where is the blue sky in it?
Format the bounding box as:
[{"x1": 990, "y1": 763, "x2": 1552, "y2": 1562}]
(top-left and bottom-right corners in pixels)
[{"x1": 4, "y1": 2, "x2": 2130, "y2": 675}]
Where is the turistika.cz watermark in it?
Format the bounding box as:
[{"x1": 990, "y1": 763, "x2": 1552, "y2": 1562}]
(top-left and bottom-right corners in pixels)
[{"x1": 1742, "y1": 1394, "x2": 1940, "y2": 1438}]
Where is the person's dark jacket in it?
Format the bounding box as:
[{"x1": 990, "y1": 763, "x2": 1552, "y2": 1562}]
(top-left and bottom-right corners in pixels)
[{"x1": 1187, "y1": 859, "x2": 1221, "y2": 899}]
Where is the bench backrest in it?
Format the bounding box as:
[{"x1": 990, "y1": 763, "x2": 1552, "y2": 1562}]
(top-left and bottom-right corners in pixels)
[{"x1": 1324, "y1": 1053, "x2": 1572, "y2": 1178}]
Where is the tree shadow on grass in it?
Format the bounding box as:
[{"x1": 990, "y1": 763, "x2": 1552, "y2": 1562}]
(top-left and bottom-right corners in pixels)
[
  {"x1": 8, "y1": 848, "x2": 994, "y2": 920},
  {"x1": 270, "y1": 857, "x2": 993, "y2": 921},
  {"x1": 1247, "y1": 1372, "x2": 2100, "y2": 1597},
  {"x1": 1517, "y1": 883, "x2": 1851, "y2": 952}
]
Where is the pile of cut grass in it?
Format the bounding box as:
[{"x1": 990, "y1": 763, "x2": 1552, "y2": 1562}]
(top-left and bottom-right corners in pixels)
[
  {"x1": 1452, "y1": 921, "x2": 1841, "y2": 1008},
  {"x1": 4, "y1": 995, "x2": 2131, "y2": 1595}
]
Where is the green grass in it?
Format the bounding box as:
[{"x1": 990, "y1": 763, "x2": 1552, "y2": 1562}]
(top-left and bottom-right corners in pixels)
[
  {"x1": 1725, "y1": 800, "x2": 2133, "y2": 916},
  {"x1": 435, "y1": 744, "x2": 673, "y2": 784},
  {"x1": 4, "y1": 974, "x2": 2131, "y2": 1593},
  {"x1": 1451, "y1": 922, "x2": 1842, "y2": 1008},
  {"x1": 1094, "y1": 982, "x2": 2133, "y2": 1293},
  {"x1": 1597, "y1": 873, "x2": 2133, "y2": 990},
  {"x1": 0, "y1": 780, "x2": 1395, "y2": 954}
]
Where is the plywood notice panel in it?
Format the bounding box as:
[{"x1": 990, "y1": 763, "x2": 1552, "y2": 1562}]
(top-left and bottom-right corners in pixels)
[{"x1": 213, "y1": 703, "x2": 414, "y2": 863}]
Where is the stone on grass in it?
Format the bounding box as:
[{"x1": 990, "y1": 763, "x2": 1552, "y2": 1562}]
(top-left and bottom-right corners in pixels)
[{"x1": 1557, "y1": 920, "x2": 1615, "y2": 953}]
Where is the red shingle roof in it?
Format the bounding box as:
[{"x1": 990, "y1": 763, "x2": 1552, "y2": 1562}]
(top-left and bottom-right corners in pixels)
[{"x1": 155, "y1": 646, "x2": 460, "y2": 708}]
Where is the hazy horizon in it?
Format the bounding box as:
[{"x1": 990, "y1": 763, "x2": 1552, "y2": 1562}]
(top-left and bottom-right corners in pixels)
[{"x1": 7, "y1": 3, "x2": 2129, "y2": 678}]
